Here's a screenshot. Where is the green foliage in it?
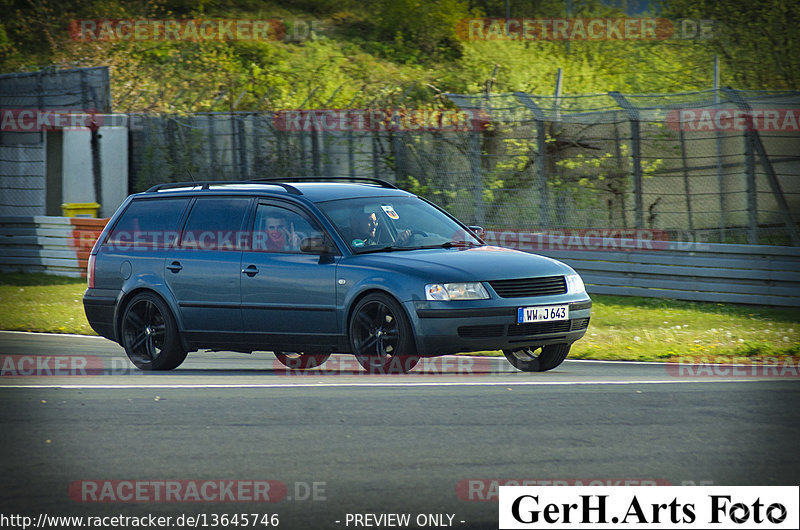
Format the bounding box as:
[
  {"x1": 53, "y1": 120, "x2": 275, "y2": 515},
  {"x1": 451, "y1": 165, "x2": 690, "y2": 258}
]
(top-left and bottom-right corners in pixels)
[
  {"x1": 1, "y1": 0, "x2": 794, "y2": 229},
  {"x1": 359, "y1": 0, "x2": 474, "y2": 63},
  {"x1": 657, "y1": 0, "x2": 800, "y2": 89},
  {"x1": 2, "y1": 0, "x2": 791, "y2": 108}
]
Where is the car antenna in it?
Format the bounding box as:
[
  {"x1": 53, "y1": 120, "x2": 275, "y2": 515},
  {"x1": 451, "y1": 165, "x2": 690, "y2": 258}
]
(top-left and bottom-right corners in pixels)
[{"x1": 186, "y1": 169, "x2": 197, "y2": 183}]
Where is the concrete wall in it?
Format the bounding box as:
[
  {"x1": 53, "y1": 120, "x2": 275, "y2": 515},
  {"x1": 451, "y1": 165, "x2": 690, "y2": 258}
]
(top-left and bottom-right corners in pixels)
[
  {"x1": 0, "y1": 116, "x2": 129, "y2": 218},
  {"x1": 61, "y1": 123, "x2": 129, "y2": 217}
]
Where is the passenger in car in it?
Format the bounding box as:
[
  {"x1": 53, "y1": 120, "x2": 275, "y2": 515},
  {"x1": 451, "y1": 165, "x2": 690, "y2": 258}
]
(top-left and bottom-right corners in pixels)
[{"x1": 265, "y1": 215, "x2": 301, "y2": 251}]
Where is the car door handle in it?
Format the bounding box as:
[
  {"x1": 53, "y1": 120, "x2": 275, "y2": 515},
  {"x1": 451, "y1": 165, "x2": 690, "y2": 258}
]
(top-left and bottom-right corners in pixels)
[
  {"x1": 167, "y1": 261, "x2": 183, "y2": 273},
  {"x1": 242, "y1": 265, "x2": 259, "y2": 277}
]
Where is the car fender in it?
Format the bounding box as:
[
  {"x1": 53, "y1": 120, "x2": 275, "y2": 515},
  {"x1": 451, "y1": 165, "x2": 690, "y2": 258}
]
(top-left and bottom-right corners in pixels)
[
  {"x1": 115, "y1": 274, "x2": 188, "y2": 348},
  {"x1": 338, "y1": 268, "x2": 424, "y2": 339}
]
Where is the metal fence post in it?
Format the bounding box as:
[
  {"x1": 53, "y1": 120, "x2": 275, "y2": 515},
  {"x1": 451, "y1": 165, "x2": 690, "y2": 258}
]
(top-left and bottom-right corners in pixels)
[
  {"x1": 609, "y1": 92, "x2": 644, "y2": 229},
  {"x1": 443, "y1": 93, "x2": 486, "y2": 225},
  {"x1": 252, "y1": 115, "x2": 263, "y2": 177},
  {"x1": 514, "y1": 93, "x2": 550, "y2": 229},
  {"x1": 237, "y1": 116, "x2": 248, "y2": 179},
  {"x1": 372, "y1": 132, "x2": 380, "y2": 180},
  {"x1": 311, "y1": 127, "x2": 321, "y2": 176},
  {"x1": 347, "y1": 129, "x2": 355, "y2": 176},
  {"x1": 713, "y1": 64, "x2": 727, "y2": 242},
  {"x1": 744, "y1": 123, "x2": 759, "y2": 244},
  {"x1": 722, "y1": 87, "x2": 800, "y2": 246},
  {"x1": 207, "y1": 115, "x2": 218, "y2": 176},
  {"x1": 468, "y1": 130, "x2": 485, "y2": 226},
  {"x1": 678, "y1": 128, "x2": 695, "y2": 233},
  {"x1": 392, "y1": 132, "x2": 404, "y2": 183}
]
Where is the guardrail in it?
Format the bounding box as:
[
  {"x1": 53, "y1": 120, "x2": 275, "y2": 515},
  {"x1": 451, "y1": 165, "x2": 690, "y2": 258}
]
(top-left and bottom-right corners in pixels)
[
  {"x1": 531, "y1": 241, "x2": 800, "y2": 307},
  {"x1": 0, "y1": 216, "x2": 107, "y2": 277},
  {"x1": 1, "y1": 217, "x2": 799, "y2": 306}
]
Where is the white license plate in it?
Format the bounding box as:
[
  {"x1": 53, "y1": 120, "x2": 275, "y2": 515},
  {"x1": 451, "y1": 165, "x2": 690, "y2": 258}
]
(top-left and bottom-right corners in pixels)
[{"x1": 517, "y1": 304, "x2": 569, "y2": 323}]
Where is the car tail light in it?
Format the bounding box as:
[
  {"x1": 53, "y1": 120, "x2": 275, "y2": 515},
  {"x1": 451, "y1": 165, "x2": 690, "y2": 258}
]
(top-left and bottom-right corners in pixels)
[{"x1": 87, "y1": 254, "x2": 96, "y2": 288}]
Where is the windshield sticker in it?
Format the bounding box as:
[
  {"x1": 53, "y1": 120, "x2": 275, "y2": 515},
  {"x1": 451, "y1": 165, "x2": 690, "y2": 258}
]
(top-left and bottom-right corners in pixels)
[
  {"x1": 352, "y1": 238, "x2": 366, "y2": 248},
  {"x1": 381, "y1": 204, "x2": 399, "y2": 220}
]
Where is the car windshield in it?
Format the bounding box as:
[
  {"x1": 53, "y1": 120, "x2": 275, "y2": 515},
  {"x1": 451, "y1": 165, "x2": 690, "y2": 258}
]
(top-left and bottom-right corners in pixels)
[{"x1": 317, "y1": 196, "x2": 483, "y2": 253}]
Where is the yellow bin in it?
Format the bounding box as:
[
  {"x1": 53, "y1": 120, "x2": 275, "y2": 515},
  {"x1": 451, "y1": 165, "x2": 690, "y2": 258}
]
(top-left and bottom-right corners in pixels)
[{"x1": 61, "y1": 202, "x2": 101, "y2": 218}]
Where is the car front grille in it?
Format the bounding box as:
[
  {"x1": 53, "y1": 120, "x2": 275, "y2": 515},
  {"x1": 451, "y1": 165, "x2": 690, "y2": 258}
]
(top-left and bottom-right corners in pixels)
[
  {"x1": 488, "y1": 276, "x2": 567, "y2": 298},
  {"x1": 507, "y1": 320, "x2": 572, "y2": 336},
  {"x1": 458, "y1": 317, "x2": 591, "y2": 339},
  {"x1": 458, "y1": 325, "x2": 505, "y2": 338},
  {"x1": 571, "y1": 317, "x2": 590, "y2": 330}
]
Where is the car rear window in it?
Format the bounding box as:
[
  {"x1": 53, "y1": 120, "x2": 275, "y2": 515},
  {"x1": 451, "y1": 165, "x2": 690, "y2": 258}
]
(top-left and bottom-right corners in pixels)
[{"x1": 107, "y1": 198, "x2": 190, "y2": 248}]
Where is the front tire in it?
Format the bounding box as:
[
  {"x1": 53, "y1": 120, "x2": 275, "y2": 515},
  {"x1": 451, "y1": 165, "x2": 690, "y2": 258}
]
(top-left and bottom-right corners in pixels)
[
  {"x1": 274, "y1": 352, "x2": 331, "y2": 370},
  {"x1": 503, "y1": 343, "x2": 570, "y2": 372},
  {"x1": 349, "y1": 293, "x2": 419, "y2": 374},
  {"x1": 120, "y1": 292, "x2": 187, "y2": 370}
]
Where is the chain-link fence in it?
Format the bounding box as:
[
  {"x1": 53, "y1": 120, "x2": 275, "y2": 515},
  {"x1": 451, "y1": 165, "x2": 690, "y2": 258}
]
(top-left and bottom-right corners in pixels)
[{"x1": 129, "y1": 88, "x2": 800, "y2": 246}]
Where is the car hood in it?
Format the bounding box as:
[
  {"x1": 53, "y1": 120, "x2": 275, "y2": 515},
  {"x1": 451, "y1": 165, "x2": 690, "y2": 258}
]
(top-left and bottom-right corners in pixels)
[{"x1": 347, "y1": 246, "x2": 574, "y2": 281}]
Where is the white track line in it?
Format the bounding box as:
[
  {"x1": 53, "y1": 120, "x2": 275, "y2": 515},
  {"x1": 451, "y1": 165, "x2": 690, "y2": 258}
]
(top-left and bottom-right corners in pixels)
[
  {"x1": 2, "y1": 331, "x2": 796, "y2": 372},
  {"x1": 0, "y1": 379, "x2": 794, "y2": 390},
  {"x1": 0, "y1": 330, "x2": 106, "y2": 339}
]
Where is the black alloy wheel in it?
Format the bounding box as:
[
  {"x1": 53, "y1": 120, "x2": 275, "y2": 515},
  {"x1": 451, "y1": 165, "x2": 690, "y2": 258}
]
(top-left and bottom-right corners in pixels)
[
  {"x1": 349, "y1": 293, "x2": 419, "y2": 374},
  {"x1": 121, "y1": 292, "x2": 187, "y2": 370}
]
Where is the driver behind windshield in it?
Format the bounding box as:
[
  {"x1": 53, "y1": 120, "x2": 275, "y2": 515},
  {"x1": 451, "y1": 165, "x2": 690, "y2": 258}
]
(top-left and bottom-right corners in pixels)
[
  {"x1": 349, "y1": 209, "x2": 412, "y2": 249},
  {"x1": 349, "y1": 210, "x2": 379, "y2": 246}
]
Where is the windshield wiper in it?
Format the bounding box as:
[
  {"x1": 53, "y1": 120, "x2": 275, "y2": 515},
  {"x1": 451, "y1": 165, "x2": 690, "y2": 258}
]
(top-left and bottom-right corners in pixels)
[
  {"x1": 440, "y1": 241, "x2": 481, "y2": 248},
  {"x1": 354, "y1": 245, "x2": 407, "y2": 254},
  {"x1": 355, "y1": 241, "x2": 483, "y2": 254},
  {"x1": 397, "y1": 242, "x2": 482, "y2": 250}
]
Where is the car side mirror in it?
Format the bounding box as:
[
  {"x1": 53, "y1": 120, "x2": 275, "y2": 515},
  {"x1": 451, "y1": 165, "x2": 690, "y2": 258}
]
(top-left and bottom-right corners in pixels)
[
  {"x1": 300, "y1": 236, "x2": 334, "y2": 255},
  {"x1": 467, "y1": 225, "x2": 485, "y2": 238}
]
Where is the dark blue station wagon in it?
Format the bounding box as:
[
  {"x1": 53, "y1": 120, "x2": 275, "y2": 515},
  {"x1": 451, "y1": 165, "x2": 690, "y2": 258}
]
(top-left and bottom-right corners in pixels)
[{"x1": 83, "y1": 179, "x2": 591, "y2": 373}]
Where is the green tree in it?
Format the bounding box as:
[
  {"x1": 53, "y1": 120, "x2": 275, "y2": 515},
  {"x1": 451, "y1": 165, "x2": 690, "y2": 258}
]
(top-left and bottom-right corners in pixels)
[{"x1": 657, "y1": 0, "x2": 800, "y2": 89}]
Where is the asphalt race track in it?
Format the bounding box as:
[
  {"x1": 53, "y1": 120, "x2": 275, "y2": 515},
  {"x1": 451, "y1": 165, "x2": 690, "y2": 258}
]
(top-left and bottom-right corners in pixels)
[{"x1": 1, "y1": 330, "x2": 799, "y2": 529}]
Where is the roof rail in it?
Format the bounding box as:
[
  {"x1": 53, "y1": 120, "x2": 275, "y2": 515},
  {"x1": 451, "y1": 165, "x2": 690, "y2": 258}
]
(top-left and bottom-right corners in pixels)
[
  {"x1": 145, "y1": 181, "x2": 303, "y2": 195},
  {"x1": 254, "y1": 177, "x2": 399, "y2": 189}
]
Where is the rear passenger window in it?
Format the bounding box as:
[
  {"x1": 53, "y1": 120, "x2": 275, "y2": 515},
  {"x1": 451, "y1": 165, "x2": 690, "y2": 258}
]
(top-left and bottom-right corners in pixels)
[
  {"x1": 180, "y1": 197, "x2": 250, "y2": 251},
  {"x1": 107, "y1": 198, "x2": 189, "y2": 248}
]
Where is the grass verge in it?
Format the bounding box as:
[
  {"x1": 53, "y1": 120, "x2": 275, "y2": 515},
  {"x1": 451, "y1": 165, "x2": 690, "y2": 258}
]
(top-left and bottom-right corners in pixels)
[
  {"x1": 0, "y1": 273, "x2": 94, "y2": 335},
  {"x1": 1, "y1": 273, "x2": 798, "y2": 361}
]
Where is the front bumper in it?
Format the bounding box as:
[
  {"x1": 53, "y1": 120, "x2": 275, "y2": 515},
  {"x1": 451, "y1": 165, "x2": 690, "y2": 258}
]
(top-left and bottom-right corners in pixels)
[{"x1": 406, "y1": 299, "x2": 592, "y2": 356}]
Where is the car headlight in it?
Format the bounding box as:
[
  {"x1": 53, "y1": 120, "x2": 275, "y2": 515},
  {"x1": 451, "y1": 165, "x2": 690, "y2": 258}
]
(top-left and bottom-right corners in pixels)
[
  {"x1": 566, "y1": 273, "x2": 586, "y2": 294},
  {"x1": 425, "y1": 282, "x2": 490, "y2": 301}
]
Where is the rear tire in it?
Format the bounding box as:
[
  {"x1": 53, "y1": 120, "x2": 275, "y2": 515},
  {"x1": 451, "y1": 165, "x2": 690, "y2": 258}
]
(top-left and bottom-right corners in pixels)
[
  {"x1": 120, "y1": 292, "x2": 187, "y2": 370},
  {"x1": 503, "y1": 343, "x2": 570, "y2": 372},
  {"x1": 274, "y1": 352, "x2": 331, "y2": 370}
]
